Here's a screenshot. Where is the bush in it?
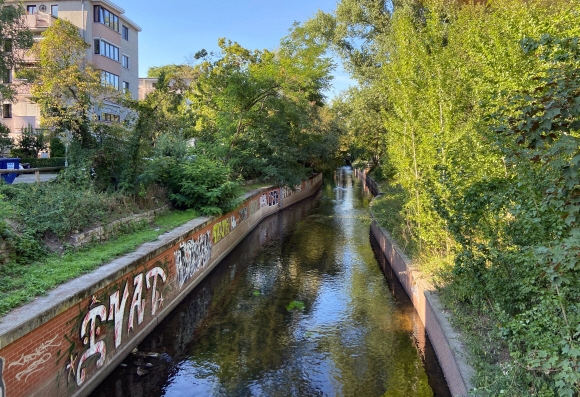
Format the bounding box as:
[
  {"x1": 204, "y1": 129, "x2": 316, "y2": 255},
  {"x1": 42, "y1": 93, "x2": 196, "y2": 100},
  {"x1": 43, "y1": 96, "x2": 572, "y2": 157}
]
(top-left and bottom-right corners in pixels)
[
  {"x1": 141, "y1": 153, "x2": 240, "y2": 215},
  {"x1": 0, "y1": 180, "x2": 137, "y2": 238},
  {"x1": 19, "y1": 157, "x2": 66, "y2": 168},
  {"x1": 49, "y1": 137, "x2": 66, "y2": 157}
]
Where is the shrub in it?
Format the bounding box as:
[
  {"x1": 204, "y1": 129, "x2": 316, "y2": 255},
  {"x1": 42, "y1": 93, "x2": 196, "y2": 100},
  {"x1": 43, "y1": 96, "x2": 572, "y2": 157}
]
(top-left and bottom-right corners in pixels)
[
  {"x1": 0, "y1": 180, "x2": 136, "y2": 238},
  {"x1": 49, "y1": 137, "x2": 66, "y2": 157},
  {"x1": 20, "y1": 157, "x2": 66, "y2": 168},
  {"x1": 141, "y1": 154, "x2": 240, "y2": 215}
]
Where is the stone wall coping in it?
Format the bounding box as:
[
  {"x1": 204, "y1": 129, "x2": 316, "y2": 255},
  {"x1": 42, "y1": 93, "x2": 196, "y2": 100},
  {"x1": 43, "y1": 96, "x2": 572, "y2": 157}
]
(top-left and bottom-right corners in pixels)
[{"x1": 0, "y1": 187, "x2": 270, "y2": 349}]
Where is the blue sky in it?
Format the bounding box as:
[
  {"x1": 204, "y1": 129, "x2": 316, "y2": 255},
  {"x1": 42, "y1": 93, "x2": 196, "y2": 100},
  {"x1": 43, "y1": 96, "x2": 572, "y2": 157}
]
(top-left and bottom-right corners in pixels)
[{"x1": 118, "y1": 0, "x2": 354, "y2": 98}]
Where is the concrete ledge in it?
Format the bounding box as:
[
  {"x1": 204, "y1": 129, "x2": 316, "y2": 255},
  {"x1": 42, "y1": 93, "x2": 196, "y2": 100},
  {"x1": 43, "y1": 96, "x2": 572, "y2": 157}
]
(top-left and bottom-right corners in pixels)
[{"x1": 358, "y1": 169, "x2": 474, "y2": 396}]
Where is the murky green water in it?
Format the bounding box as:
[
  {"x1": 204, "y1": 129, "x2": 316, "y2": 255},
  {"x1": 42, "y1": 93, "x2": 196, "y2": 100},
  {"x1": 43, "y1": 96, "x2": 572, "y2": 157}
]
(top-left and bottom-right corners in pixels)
[{"x1": 90, "y1": 168, "x2": 450, "y2": 397}]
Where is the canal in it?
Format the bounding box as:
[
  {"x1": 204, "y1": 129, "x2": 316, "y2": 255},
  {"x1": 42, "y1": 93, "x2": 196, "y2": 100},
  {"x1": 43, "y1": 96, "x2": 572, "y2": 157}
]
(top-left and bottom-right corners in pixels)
[{"x1": 90, "y1": 168, "x2": 450, "y2": 397}]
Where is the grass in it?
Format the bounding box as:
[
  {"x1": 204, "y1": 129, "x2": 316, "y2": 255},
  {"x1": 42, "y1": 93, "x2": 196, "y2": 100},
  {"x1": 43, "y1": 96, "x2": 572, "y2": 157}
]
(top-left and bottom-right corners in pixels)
[
  {"x1": 0, "y1": 209, "x2": 197, "y2": 317},
  {"x1": 369, "y1": 183, "x2": 416, "y2": 254},
  {"x1": 240, "y1": 181, "x2": 273, "y2": 193}
]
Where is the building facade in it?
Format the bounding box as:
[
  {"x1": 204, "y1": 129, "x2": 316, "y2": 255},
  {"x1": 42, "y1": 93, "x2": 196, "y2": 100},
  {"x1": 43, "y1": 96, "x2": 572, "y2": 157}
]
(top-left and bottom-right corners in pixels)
[
  {"x1": 138, "y1": 77, "x2": 157, "y2": 100},
  {"x1": 4, "y1": 0, "x2": 141, "y2": 137}
]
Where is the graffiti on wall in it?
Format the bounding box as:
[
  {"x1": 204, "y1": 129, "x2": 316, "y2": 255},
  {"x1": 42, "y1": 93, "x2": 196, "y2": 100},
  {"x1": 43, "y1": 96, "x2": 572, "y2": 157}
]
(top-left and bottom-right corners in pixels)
[
  {"x1": 212, "y1": 218, "x2": 230, "y2": 244},
  {"x1": 75, "y1": 266, "x2": 167, "y2": 386},
  {"x1": 259, "y1": 190, "x2": 279, "y2": 209},
  {"x1": 0, "y1": 358, "x2": 4, "y2": 397},
  {"x1": 239, "y1": 207, "x2": 248, "y2": 222},
  {"x1": 174, "y1": 231, "x2": 212, "y2": 288},
  {"x1": 283, "y1": 183, "x2": 303, "y2": 199},
  {"x1": 7, "y1": 334, "x2": 60, "y2": 383}
]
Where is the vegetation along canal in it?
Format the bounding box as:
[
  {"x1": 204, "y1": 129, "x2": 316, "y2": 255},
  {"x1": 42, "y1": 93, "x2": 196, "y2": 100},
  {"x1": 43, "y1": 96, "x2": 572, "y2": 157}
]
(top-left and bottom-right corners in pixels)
[{"x1": 90, "y1": 168, "x2": 450, "y2": 397}]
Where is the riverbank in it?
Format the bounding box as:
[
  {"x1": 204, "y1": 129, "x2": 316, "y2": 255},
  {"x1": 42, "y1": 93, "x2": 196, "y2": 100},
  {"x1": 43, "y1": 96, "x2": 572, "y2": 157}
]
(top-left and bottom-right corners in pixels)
[
  {"x1": 0, "y1": 174, "x2": 322, "y2": 397},
  {"x1": 356, "y1": 169, "x2": 475, "y2": 396}
]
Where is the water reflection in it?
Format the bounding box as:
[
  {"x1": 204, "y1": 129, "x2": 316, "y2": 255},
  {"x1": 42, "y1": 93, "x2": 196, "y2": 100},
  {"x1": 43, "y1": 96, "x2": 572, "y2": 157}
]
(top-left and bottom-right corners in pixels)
[{"x1": 90, "y1": 168, "x2": 449, "y2": 397}]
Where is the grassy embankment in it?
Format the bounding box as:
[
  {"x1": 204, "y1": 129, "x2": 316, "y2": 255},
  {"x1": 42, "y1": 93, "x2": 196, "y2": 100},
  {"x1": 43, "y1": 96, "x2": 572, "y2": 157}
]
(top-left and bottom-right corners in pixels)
[{"x1": 0, "y1": 181, "x2": 274, "y2": 318}]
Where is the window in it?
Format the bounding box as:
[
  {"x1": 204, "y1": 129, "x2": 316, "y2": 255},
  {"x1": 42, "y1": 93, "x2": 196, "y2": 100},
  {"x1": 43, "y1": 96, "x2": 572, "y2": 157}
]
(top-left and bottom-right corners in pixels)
[
  {"x1": 94, "y1": 39, "x2": 119, "y2": 62},
  {"x1": 102, "y1": 113, "x2": 120, "y2": 122},
  {"x1": 122, "y1": 55, "x2": 129, "y2": 69},
  {"x1": 51, "y1": 5, "x2": 58, "y2": 17},
  {"x1": 3, "y1": 39, "x2": 12, "y2": 53},
  {"x1": 26, "y1": 5, "x2": 37, "y2": 14},
  {"x1": 3, "y1": 104, "x2": 11, "y2": 118},
  {"x1": 101, "y1": 71, "x2": 119, "y2": 90},
  {"x1": 94, "y1": 6, "x2": 119, "y2": 32},
  {"x1": 122, "y1": 25, "x2": 129, "y2": 41},
  {"x1": 2, "y1": 69, "x2": 11, "y2": 83},
  {"x1": 122, "y1": 81, "x2": 129, "y2": 93}
]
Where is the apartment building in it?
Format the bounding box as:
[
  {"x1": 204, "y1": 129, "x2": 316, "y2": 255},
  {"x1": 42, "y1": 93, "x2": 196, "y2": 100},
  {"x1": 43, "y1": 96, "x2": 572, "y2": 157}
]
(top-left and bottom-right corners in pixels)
[{"x1": 4, "y1": 0, "x2": 141, "y2": 137}]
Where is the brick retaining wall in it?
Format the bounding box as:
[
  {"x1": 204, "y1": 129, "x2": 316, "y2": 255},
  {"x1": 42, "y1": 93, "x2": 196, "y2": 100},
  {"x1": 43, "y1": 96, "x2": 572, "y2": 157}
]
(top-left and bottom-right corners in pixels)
[
  {"x1": 0, "y1": 174, "x2": 322, "y2": 397},
  {"x1": 356, "y1": 169, "x2": 474, "y2": 397}
]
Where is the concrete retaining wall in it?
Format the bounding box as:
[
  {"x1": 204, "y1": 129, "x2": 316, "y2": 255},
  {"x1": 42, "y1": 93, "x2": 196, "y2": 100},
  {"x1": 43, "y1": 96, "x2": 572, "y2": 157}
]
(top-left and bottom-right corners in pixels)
[
  {"x1": 0, "y1": 174, "x2": 322, "y2": 397},
  {"x1": 356, "y1": 169, "x2": 474, "y2": 397}
]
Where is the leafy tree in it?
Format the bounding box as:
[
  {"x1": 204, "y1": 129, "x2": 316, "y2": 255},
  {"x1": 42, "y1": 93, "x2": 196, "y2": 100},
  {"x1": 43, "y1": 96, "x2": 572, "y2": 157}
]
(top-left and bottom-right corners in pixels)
[
  {"x1": 0, "y1": 123, "x2": 12, "y2": 155},
  {"x1": 22, "y1": 19, "x2": 109, "y2": 148},
  {"x1": 14, "y1": 124, "x2": 46, "y2": 157},
  {"x1": 307, "y1": 0, "x2": 580, "y2": 394},
  {"x1": 188, "y1": 32, "x2": 335, "y2": 185},
  {"x1": 0, "y1": 1, "x2": 33, "y2": 101},
  {"x1": 49, "y1": 136, "x2": 65, "y2": 157},
  {"x1": 147, "y1": 64, "x2": 197, "y2": 80}
]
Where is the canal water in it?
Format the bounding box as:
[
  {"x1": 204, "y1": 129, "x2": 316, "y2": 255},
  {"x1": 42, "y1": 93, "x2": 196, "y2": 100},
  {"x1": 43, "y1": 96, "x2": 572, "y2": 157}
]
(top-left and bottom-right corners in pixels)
[{"x1": 90, "y1": 168, "x2": 450, "y2": 397}]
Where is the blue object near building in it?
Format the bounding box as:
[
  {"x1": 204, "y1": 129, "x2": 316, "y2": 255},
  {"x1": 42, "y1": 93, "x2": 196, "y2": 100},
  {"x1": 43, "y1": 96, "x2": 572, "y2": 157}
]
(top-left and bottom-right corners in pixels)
[{"x1": 0, "y1": 158, "x2": 20, "y2": 184}]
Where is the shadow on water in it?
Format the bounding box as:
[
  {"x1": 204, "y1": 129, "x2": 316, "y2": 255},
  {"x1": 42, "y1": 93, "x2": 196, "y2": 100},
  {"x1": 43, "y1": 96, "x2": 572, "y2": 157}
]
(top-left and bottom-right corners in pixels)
[{"x1": 90, "y1": 168, "x2": 451, "y2": 397}]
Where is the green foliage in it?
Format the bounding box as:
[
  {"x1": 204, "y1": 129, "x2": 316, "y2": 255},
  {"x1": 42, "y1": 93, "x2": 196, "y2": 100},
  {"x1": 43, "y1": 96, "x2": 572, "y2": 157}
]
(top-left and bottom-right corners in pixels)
[
  {"x1": 49, "y1": 136, "x2": 65, "y2": 157},
  {"x1": 0, "y1": 123, "x2": 12, "y2": 155},
  {"x1": 0, "y1": 180, "x2": 135, "y2": 238},
  {"x1": 188, "y1": 34, "x2": 337, "y2": 185},
  {"x1": 0, "y1": 209, "x2": 197, "y2": 316},
  {"x1": 313, "y1": 0, "x2": 580, "y2": 394},
  {"x1": 24, "y1": 18, "x2": 110, "y2": 149},
  {"x1": 13, "y1": 124, "x2": 47, "y2": 158},
  {"x1": 142, "y1": 153, "x2": 240, "y2": 215},
  {"x1": 147, "y1": 64, "x2": 196, "y2": 79},
  {"x1": 286, "y1": 300, "x2": 305, "y2": 311},
  {"x1": 0, "y1": 0, "x2": 33, "y2": 102},
  {"x1": 20, "y1": 157, "x2": 65, "y2": 168}
]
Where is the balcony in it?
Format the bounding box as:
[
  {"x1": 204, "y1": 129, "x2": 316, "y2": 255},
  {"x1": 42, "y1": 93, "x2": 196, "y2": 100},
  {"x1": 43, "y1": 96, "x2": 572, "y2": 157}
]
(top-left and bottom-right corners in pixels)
[{"x1": 24, "y1": 13, "x2": 56, "y2": 31}]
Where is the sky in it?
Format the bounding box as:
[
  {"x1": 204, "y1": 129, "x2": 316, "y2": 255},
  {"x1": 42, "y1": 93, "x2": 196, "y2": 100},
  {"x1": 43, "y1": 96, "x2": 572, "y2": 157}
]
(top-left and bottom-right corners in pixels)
[{"x1": 117, "y1": 0, "x2": 354, "y2": 99}]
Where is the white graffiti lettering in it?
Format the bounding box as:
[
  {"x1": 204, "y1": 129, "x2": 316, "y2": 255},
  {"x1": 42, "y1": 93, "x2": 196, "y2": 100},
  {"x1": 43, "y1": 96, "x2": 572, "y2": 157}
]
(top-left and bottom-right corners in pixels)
[
  {"x1": 8, "y1": 335, "x2": 60, "y2": 382},
  {"x1": 260, "y1": 194, "x2": 268, "y2": 208},
  {"x1": 75, "y1": 266, "x2": 167, "y2": 386},
  {"x1": 146, "y1": 267, "x2": 167, "y2": 316},
  {"x1": 259, "y1": 191, "x2": 280, "y2": 208},
  {"x1": 174, "y1": 231, "x2": 212, "y2": 288},
  {"x1": 108, "y1": 282, "x2": 129, "y2": 348},
  {"x1": 268, "y1": 190, "x2": 279, "y2": 206},
  {"x1": 128, "y1": 274, "x2": 145, "y2": 332},
  {"x1": 77, "y1": 305, "x2": 107, "y2": 386}
]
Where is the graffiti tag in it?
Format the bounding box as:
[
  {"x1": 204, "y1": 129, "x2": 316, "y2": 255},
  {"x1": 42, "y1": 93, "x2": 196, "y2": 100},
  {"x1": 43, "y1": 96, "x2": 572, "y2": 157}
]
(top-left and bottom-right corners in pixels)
[
  {"x1": 174, "y1": 231, "x2": 212, "y2": 288},
  {"x1": 76, "y1": 266, "x2": 167, "y2": 386},
  {"x1": 8, "y1": 334, "x2": 60, "y2": 382}
]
